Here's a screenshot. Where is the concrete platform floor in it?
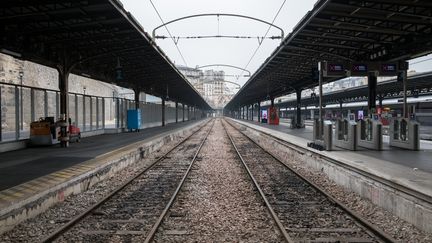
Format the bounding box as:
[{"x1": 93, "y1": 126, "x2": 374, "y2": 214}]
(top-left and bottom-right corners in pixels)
[
  {"x1": 0, "y1": 120, "x2": 201, "y2": 191},
  {"x1": 240, "y1": 118, "x2": 432, "y2": 173}
]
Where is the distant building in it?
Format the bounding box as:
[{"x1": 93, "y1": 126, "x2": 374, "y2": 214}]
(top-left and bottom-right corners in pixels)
[
  {"x1": 176, "y1": 65, "x2": 233, "y2": 109},
  {"x1": 176, "y1": 65, "x2": 204, "y2": 94}
]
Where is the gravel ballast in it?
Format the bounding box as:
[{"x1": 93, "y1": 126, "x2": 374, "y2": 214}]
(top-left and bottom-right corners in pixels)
[{"x1": 153, "y1": 119, "x2": 283, "y2": 242}]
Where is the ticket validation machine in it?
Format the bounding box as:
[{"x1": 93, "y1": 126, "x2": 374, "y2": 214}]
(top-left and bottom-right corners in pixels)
[
  {"x1": 334, "y1": 113, "x2": 357, "y2": 150},
  {"x1": 311, "y1": 119, "x2": 332, "y2": 151},
  {"x1": 287, "y1": 116, "x2": 305, "y2": 129},
  {"x1": 390, "y1": 118, "x2": 420, "y2": 150},
  {"x1": 357, "y1": 118, "x2": 383, "y2": 150}
]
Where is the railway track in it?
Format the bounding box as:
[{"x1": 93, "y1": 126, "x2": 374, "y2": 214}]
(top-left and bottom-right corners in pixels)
[
  {"x1": 222, "y1": 119, "x2": 396, "y2": 243},
  {"x1": 41, "y1": 119, "x2": 214, "y2": 243},
  {"x1": 148, "y1": 118, "x2": 286, "y2": 242}
]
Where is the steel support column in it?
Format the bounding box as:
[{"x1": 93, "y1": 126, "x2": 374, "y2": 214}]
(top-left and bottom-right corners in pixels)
[
  {"x1": 44, "y1": 90, "x2": 48, "y2": 118},
  {"x1": 162, "y1": 97, "x2": 165, "y2": 126},
  {"x1": 319, "y1": 69, "x2": 323, "y2": 122},
  {"x1": 74, "y1": 94, "x2": 78, "y2": 127},
  {"x1": 367, "y1": 72, "x2": 377, "y2": 117},
  {"x1": 0, "y1": 86, "x2": 2, "y2": 141},
  {"x1": 378, "y1": 95, "x2": 383, "y2": 109},
  {"x1": 134, "y1": 88, "x2": 140, "y2": 110},
  {"x1": 90, "y1": 97, "x2": 93, "y2": 131},
  {"x1": 115, "y1": 98, "x2": 120, "y2": 128},
  {"x1": 187, "y1": 106, "x2": 190, "y2": 120},
  {"x1": 15, "y1": 87, "x2": 19, "y2": 140},
  {"x1": 193, "y1": 106, "x2": 196, "y2": 120},
  {"x1": 96, "y1": 97, "x2": 99, "y2": 129},
  {"x1": 175, "y1": 101, "x2": 178, "y2": 123},
  {"x1": 318, "y1": 62, "x2": 324, "y2": 138},
  {"x1": 102, "y1": 98, "x2": 105, "y2": 129},
  {"x1": 58, "y1": 66, "x2": 70, "y2": 118},
  {"x1": 182, "y1": 103, "x2": 185, "y2": 122},
  {"x1": 296, "y1": 89, "x2": 302, "y2": 127},
  {"x1": 30, "y1": 89, "x2": 35, "y2": 123},
  {"x1": 257, "y1": 102, "x2": 261, "y2": 122},
  {"x1": 402, "y1": 70, "x2": 408, "y2": 118},
  {"x1": 246, "y1": 105, "x2": 249, "y2": 120}
]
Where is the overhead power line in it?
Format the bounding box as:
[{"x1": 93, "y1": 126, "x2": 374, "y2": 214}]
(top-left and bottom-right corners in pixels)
[
  {"x1": 149, "y1": 0, "x2": 188, "y2": 66},
  {"x1": 237, "y1": 0, "x2": 287, "y2": 81}
]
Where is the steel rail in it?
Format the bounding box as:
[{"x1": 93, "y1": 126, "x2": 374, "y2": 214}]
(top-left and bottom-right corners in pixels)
[
  {"x1": 143, "y1": 119, "x2": 215, "y2": 243},
  {"x1": 40, "y1": 119, "x2": 213, "y2": 243},
  {"x1": 221, "y1": 120, "x2": 293, "y2": 243},
  {"x1": 223, "y1": 118, "x2": 396, "y2": 243}
]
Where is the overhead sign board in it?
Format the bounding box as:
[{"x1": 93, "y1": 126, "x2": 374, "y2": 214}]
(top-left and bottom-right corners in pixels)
[
  {"x1": 381, "y1": 63, "x2": 397, "y2": 73},
  {"x1": 320, "y1": 61, "x2": 408, "y2": 78},
  {"x1": 351, "y1": 64, "x2": 368, "y2": 76}
]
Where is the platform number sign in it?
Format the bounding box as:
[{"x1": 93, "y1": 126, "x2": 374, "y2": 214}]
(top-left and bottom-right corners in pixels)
[
  {"x1": 321, "y1": 62, "x2": 346, "y2": 77},
  {"x1": 352, "y1": 64, "x2": 367, "y2": 72},
  {"x1": 329, "y1": 64, "x2": 344, "y2": 72},
  {"x1": 321, "y1": 61, "x2": 403, "y2": 78},
  {"x1": 351, "y1": 64, "x2": 368, "y2": 76},
  {"x1": 381, "y1": 64, "x2": 397, "y2": 72}
]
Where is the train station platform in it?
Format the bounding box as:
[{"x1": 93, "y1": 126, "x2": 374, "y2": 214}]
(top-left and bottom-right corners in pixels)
[
  {"x1": 0, "y1": 119, "x2": 204, "y2": 191},
  {"x1": 0, "y1": 119, "x2": 208, "y2": 234},
  {"x1": 242, "y1": 118, "x2": 432, "y2": 172},
  {"x1": 227, "y1": 117, "x2": 432, "y2": 233}
]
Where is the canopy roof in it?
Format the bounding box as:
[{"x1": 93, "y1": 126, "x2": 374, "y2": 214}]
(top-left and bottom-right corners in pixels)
[
  {"x1": 0, "y1": 0, "x2": 211, "y2": 109},
  {"x1": 226, "y1": 0, "x2": 432, "y2": 109}
]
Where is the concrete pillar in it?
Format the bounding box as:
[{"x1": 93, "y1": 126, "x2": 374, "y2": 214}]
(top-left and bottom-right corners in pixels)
[
  {"x1": 367, "y1": 72, "x2": 377, "y2": 117},
  {"x1": 175, "y1": 101, "x2": 178, "y2": 123},
  {"x1": 296, "y1": 89, "x2": 302, "y2": 127},
  {"x1": 162, "y1": 97, "x2": 165, "y2": 126}
]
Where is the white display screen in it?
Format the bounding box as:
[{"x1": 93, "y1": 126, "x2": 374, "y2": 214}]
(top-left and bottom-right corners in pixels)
[
  {"x1": 261, "y1": 110, "x2": 268, "y2": 119},
  {"x1": 357, "y1": 110, "x2": 364, "y2": 120}
]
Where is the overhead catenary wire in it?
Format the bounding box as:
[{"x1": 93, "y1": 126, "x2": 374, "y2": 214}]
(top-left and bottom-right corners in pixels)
[
  {"x1": 155, "y1": 35, "x2": 282, "y2": 40},
  {"x1": 149, "y1": 0, "x2": 188, "y2": 66},
  {"x1": 237, "y1": 0, "x2": 287, "y2": 81}
]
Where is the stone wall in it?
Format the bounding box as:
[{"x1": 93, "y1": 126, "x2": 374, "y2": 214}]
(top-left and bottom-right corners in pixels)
[{"x1": 0, "y1": 53, "x2": 135, "y2": 132}]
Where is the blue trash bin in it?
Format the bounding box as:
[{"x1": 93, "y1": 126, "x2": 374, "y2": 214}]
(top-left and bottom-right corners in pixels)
[{"x1": 127, "y1": 109, "x2": 141, "y2": 132}]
